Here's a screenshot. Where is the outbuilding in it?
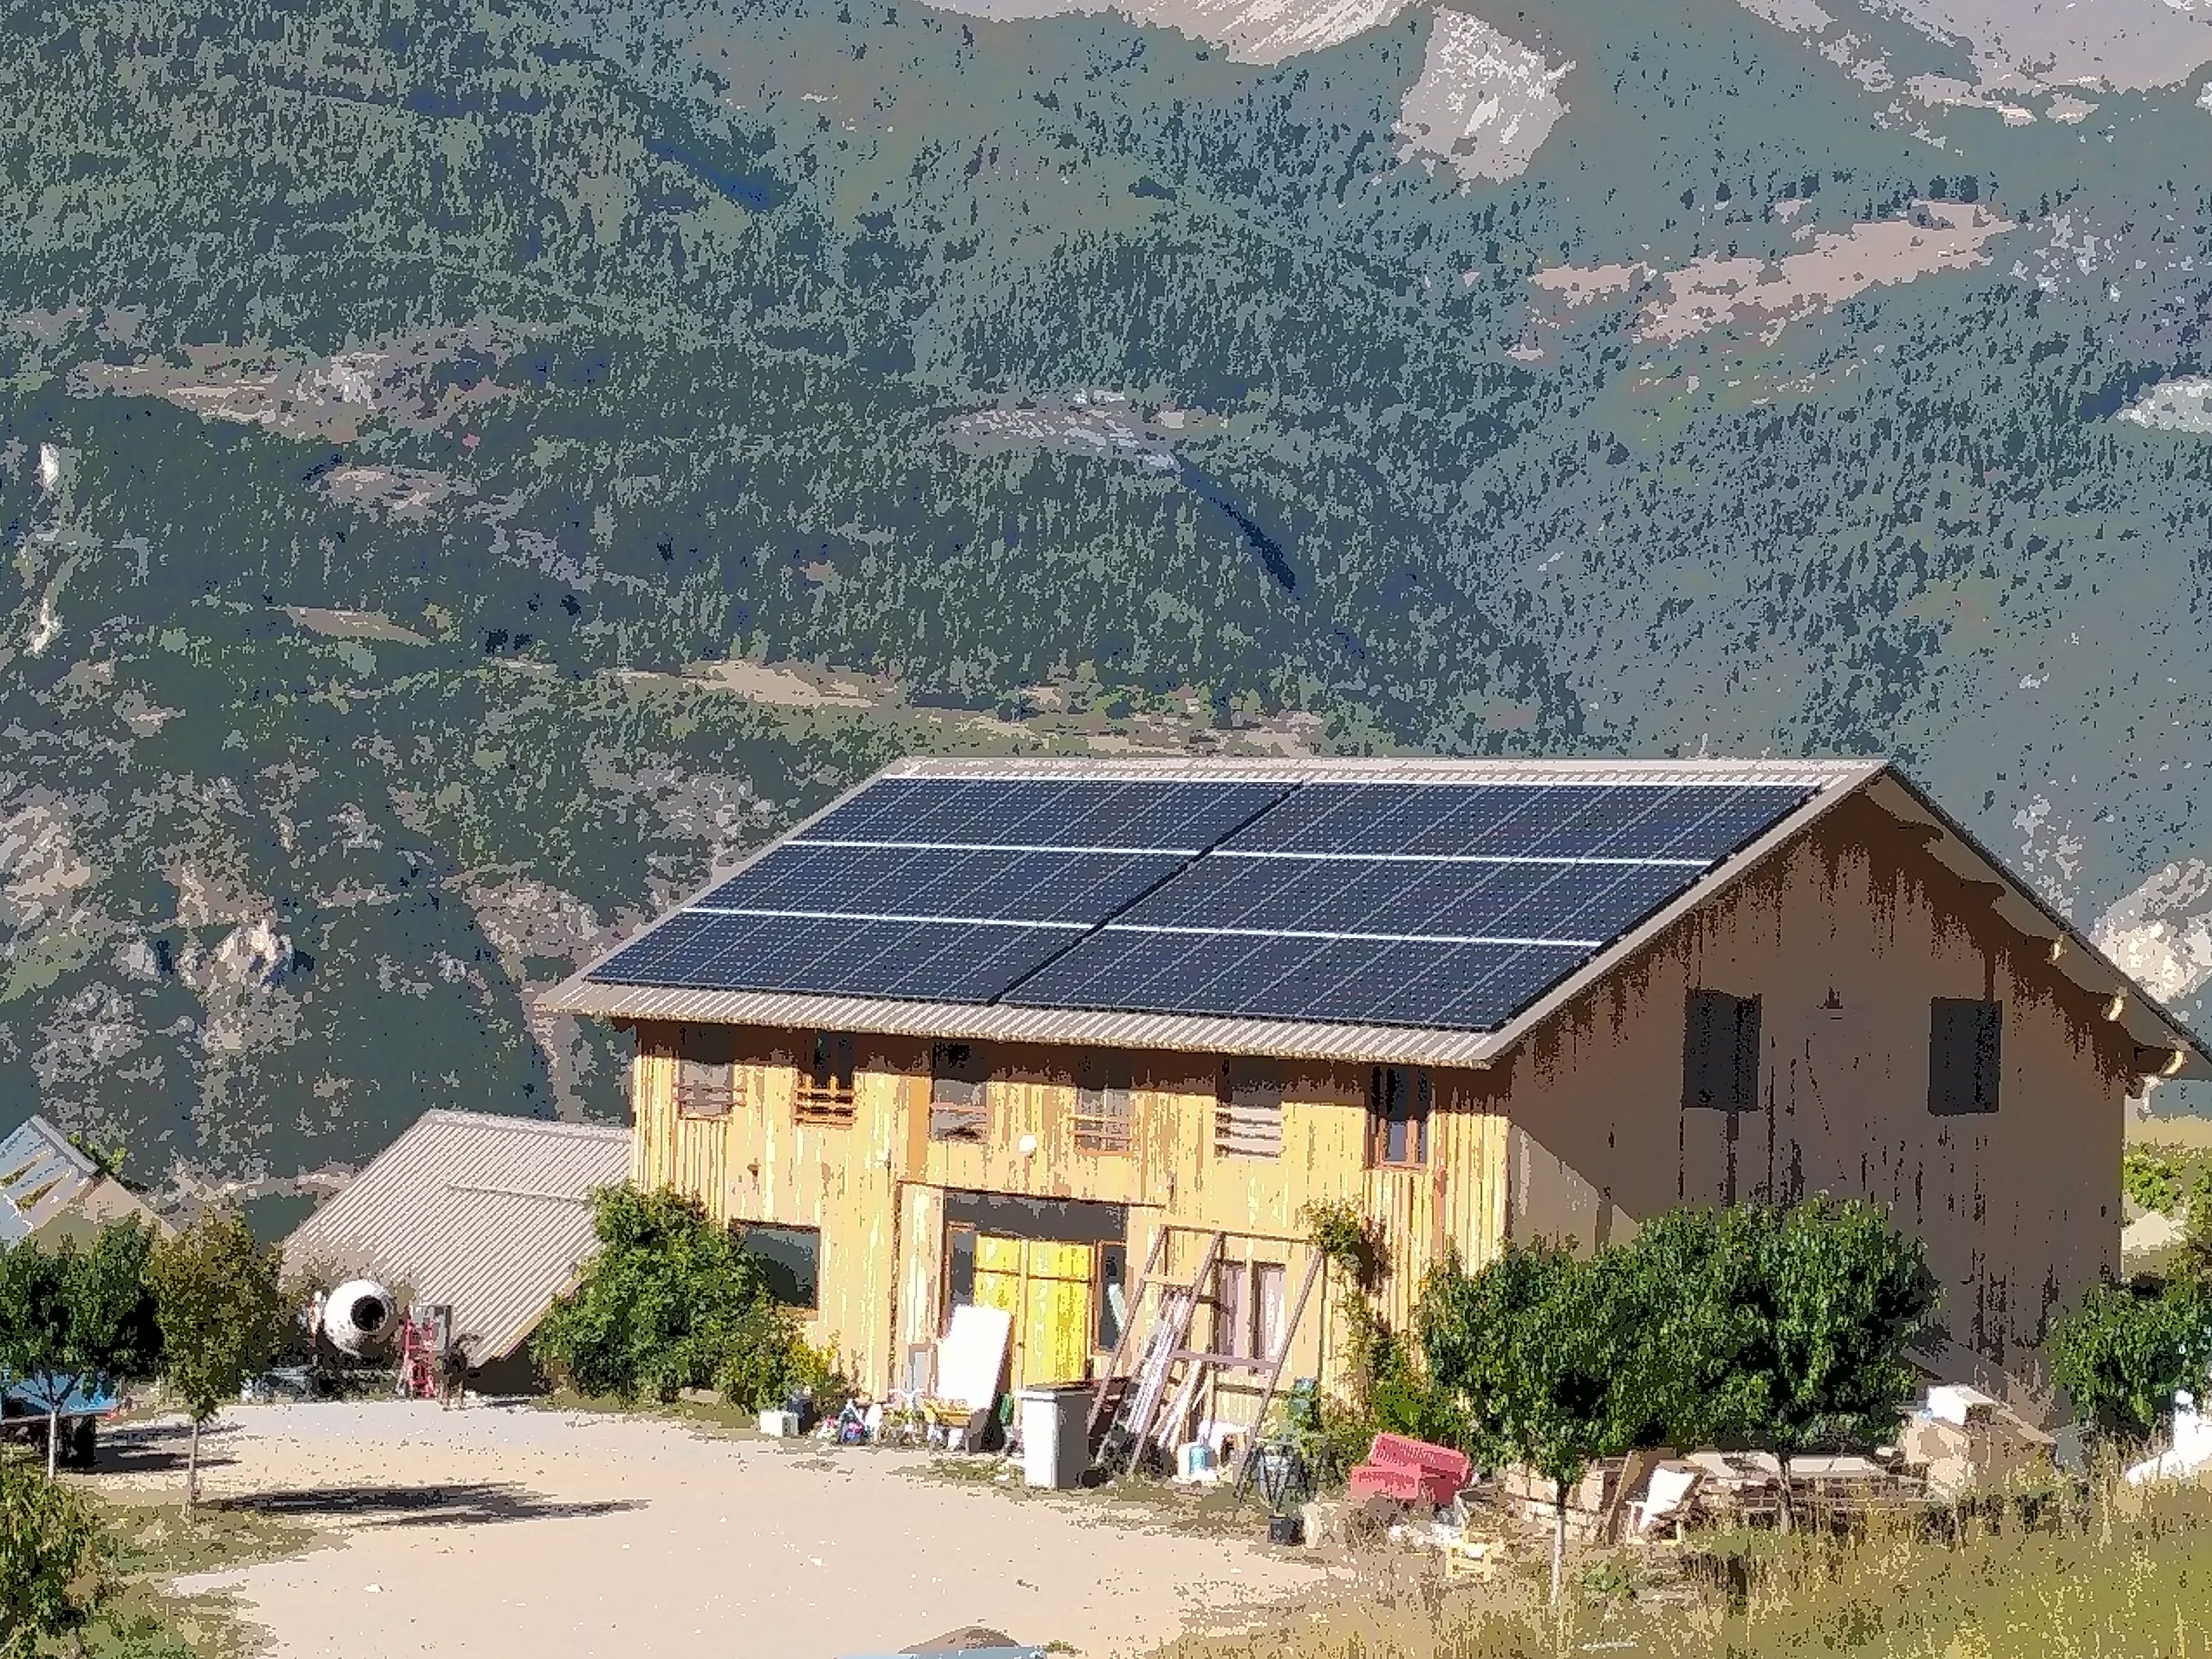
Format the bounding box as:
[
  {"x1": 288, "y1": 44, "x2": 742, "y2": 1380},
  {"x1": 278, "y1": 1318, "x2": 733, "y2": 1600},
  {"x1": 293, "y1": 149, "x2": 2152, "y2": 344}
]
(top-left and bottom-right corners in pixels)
[{"x1": 282, "y1": 1109, "x2": 628, "y2": 1390}]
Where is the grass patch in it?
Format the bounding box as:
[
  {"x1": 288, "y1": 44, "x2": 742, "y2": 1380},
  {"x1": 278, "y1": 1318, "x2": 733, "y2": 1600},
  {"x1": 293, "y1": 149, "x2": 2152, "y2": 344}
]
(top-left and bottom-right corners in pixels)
[
  {"x1": 59, "y1": 1497, "x2": 325, "y2": 1658},
  {"x1": 1153, "y1": 1479, "x2": 2212, "y2": 1659}
]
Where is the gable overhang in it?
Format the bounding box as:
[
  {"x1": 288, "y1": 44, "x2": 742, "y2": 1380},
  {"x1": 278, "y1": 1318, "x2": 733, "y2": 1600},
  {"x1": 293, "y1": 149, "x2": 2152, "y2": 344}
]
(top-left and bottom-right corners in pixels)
[
  {"x1": 541, "y1": 757, "x2": 2212, "y2": 1082},
  {"x1": 1859, "y1": 769, "x2": 2212, "y2": 1084}
]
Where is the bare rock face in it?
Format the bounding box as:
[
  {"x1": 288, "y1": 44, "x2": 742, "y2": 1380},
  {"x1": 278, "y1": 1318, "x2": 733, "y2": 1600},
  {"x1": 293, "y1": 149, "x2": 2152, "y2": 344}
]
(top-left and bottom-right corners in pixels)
[
  {"x1": 2094, "y1": 861, "x2": 2212, "y2": 1006},
  {"x1": 1395, "y1": 11, "x2": 1572, "y2": 183}
]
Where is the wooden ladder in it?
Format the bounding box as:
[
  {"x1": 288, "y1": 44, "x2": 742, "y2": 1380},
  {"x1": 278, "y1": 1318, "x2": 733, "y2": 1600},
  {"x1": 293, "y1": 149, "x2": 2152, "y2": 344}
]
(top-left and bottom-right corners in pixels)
[
  {"x1": 1090, "y1": 1230, "x2": 1327, "y2": 1488},
  {"x1": 1090, "y1": 1229, "x2": 1226, "y2": 1474}
]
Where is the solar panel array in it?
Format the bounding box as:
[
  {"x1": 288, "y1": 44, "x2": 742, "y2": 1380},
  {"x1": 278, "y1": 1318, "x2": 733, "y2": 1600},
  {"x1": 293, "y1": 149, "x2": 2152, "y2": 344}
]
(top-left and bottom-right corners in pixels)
[
  {"x1": 589, "y1": 774, "x2": 1819, "y2": 1031},
  {"x1": 587, "y1": 777, "x2": 1291, "y2": 1003}
]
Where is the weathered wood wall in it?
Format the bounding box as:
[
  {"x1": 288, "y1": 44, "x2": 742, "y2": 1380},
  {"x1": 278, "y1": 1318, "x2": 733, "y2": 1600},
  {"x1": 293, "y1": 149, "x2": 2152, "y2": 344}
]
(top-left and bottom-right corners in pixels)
[
  {"x1": 1500, "y1": 792, "x2": 2133, "y2": 1402},
  {"x1": 630, "y1": 1027, "x2": 1509, "y2": 1397}
]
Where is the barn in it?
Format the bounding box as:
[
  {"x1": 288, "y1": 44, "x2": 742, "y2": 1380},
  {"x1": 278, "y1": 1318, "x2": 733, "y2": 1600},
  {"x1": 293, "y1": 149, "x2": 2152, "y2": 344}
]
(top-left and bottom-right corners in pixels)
[{"x1": 544, "y1": 757, "x2": 2209, "y2": 1422}]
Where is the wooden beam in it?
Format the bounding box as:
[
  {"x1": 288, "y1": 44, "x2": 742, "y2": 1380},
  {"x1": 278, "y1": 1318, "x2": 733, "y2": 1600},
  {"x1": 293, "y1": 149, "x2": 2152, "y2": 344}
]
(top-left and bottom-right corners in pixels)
[{"x1": 2133, "y1": 1046, "x2": 2187, "y2": 1080}]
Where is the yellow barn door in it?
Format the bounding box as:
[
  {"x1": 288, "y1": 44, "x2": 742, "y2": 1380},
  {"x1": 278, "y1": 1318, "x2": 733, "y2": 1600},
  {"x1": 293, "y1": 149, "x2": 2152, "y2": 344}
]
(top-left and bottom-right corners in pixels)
[{"x1": 973, "y1": 1236, "x2": 1095, "y2": 1388}]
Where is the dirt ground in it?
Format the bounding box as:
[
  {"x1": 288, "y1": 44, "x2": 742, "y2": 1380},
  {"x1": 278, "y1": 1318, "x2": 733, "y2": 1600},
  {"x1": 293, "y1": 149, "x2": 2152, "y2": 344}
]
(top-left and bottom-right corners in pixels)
[{"x1": 102, "y1": 1400, "x2": 1338, "y2": 1658}]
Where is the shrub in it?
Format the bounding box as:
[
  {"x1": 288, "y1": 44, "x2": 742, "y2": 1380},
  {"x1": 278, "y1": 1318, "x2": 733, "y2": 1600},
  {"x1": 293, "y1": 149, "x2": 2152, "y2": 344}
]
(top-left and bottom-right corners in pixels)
[
  {"x1": 0, "y1": 1453, "x2": 109, "y2": 1658},
  {"x1": 2123, "y1": 1149, "x2": 2183, "y2": 1216},
  {"x1": 533, "y1": 1187, "x2": 836, "y2": 1410},
  {"x1": 2049, "y1": 1277, "x2": 2212, "y2": 1444}
]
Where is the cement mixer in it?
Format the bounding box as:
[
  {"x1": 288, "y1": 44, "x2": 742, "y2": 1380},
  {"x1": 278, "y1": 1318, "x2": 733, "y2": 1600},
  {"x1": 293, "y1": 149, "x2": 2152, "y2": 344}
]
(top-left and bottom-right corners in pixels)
[{"x1": 320, "y1": 1278, "x2": 398, "y2": 1356}]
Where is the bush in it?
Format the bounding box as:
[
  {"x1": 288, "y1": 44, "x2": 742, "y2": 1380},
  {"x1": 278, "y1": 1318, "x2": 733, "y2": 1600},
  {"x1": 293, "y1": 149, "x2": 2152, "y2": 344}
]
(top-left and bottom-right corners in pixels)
[
  {"x1": 0, "y1": 1454, "x2": 109, "y2": 1658},
  {"x1": 2049, "y1": 1277, "x2": 2212, "y2": 1444},
  {"x1": 533, "y1": 1187, "x2": 840, "y2": 1410},
  {"x1": 2123, "y1": 1149, "x2": 2183, "y2": 1216}
]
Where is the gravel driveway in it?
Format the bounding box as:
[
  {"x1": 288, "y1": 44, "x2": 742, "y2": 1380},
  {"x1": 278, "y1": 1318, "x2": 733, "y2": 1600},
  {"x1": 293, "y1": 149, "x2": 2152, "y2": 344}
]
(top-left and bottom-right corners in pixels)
[{"x1": 109, "y1": 1400, "x2": 1333, "y2": 1658}]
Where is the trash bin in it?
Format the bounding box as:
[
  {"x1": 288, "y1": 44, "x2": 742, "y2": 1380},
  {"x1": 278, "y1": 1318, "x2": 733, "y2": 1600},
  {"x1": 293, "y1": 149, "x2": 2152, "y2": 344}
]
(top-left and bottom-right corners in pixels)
[{"x1": 1017, "y1": 1384, "x2": 1092, "y2": 1490}]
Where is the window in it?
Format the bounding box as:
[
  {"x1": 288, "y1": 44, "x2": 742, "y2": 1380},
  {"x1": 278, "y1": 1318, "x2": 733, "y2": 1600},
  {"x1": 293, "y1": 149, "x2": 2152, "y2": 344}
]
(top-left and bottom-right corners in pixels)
[
  {"x1": 1213, "y1": 1258, "x2": 1286, "y2": 1361},
  {"x1": 1929, "y1": 998, "x2": 2002, "y2": 1115},
  {"x1": 737, "y1": 1223, "x2": 821, "y2": 1309},
  {"x1": 1076, "y1": 1055, "x2": 1135, "y2": 1155},
  {"x1": 1215, "y1": 1058, "x2": 1284, "y2": 1159},
  {"x1": 1255, "y1": 1262, "x2": 1286, "y2": 1362},
  {"x1": 795, "y1": 1031, "x2": 856, "y2": 1126},
  {"x1": 674, "y1": 1027, "x2": 739, "y2": 1119},
  {"x1": 1370, "y1": 1065, "x2": 1431, "y2": 1167},
  {"x1": 1683, "y1": 989, "x2": 1762, "y2": 1112},
  {"x1": 1095, "y1": 1242, "x2": 1128, "y2": 1351},
  {"x1": 929, "y1": 1042, "x2": 989, "y2": 1142},
  {"x1": 944, "y1": 1223, "x2": 977, "y2": 1319},
  {"x1": 1217, "y1": 1261, "x2": 1250, "y2": 1359}
]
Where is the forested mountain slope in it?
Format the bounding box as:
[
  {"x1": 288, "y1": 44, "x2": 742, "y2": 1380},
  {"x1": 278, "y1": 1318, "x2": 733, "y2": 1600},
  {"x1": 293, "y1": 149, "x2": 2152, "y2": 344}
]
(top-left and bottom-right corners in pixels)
[{"x1": 5, "y1": 0, "x2": 2212, "y2": 1210}]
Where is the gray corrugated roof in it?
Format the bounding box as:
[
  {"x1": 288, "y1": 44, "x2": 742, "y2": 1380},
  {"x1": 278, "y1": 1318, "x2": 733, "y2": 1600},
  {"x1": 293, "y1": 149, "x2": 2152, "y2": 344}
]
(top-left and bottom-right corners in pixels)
[
  {"x1": 544, "y1": 756, "x2": 2212, "y2": 1080},
  {"x1": 282, "y1": 1110, "x2": 629, "y2": 1361},
  {"x1": 0, "y1": 1116, "x2": 101, "y2": 1244}
]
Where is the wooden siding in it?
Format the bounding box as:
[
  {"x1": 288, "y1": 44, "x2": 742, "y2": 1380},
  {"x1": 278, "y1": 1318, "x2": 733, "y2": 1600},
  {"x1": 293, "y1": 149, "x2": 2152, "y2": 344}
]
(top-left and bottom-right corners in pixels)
[
  {"x1": 630, "y1": 1027, "x2": 1509, "y2": 1396},
  {"x1": 1498, "y1": 792, "x2": 2131, "y2": 1402}
]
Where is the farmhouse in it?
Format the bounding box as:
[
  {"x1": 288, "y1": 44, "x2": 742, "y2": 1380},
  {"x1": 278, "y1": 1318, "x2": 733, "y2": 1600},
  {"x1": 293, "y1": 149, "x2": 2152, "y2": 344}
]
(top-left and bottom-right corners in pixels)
[{"x1": 544, "y1": 758, "x2": 2209, "y2": 1420}]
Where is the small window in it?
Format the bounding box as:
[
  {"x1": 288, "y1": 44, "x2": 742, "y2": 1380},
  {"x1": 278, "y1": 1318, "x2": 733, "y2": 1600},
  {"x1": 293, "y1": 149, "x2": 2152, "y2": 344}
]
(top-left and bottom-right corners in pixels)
[
  {"x1": 1212, "y1": 1258, "x2": 1286, "y2": 1361},
  {"x1": 945, "y1": 1223, "x2": 977, "y2": 1320},
  {"x1": 1254, "y1": 1262, "x2": 1286, "y2": 1362},
  {"x1": 1217, "y1": 1261, "x2": 1250, "y2": 1359},
  {"x1": 674, "y1": 1027, "x2": 739, "y2": 1119},
  {"x1": 1683, "y1": 990, "x2": 1762, "y2": 1112},
  {"x1": 1095, "y1": 1242, "x2": 1128, "y2": 1351},
  {"x1": 929, "y1": 1042, "x2": 989, "y2": 1142},
  {"x1": 1929, "y1": 998, "x2": 2002, "y2": 1115},
  {"x1": 737, "y1": 1223, "x2": 821, "y2": 1310},
  {"x1": 1370, "y1": 1065, "x2": 1431, "y2": 1168},
  {"x1": 795, "y1": 1031, "x2": 856, "y2": 1126},
  {"x1": 1215, "y1": 1058, "x2": 1284, "y2": 1159},
  {"x1": 1076, "y1": 1054, "x2": 1135, "y2": 1155}
]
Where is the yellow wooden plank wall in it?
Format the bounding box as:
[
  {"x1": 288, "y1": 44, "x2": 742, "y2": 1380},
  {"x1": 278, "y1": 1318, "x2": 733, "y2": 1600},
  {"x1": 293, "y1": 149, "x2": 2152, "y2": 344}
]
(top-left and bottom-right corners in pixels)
[
  {"x1": 630, "y1": 1025, "x2": 917, "y2": 1389},
  {"x1": 630, "y1": 1025, "x2": 1510, "y2": 1397}
]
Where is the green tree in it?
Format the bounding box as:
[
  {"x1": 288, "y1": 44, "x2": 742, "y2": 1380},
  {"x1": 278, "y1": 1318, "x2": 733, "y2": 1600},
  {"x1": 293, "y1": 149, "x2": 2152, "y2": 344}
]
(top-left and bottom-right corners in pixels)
[
  {"x1": 0, "y1": 1452, "x2": 109, "y2": 1659},
  {"x1": 1707, "y1": 1198, "x2": 1938, "y2": 1530},
  {"x1": 2177, "y1": 1170, "x2": 2212, "y2": 1287},
  {"x1": 147, "y1": 1206, "x2": 284, "y2": 1516},
  {"x1": 0, "y1": 1222, "x2": 161, "y2": 1477},
  {"x1": 2050, "y1": 1279, "x2": 2212, "y2": 1446},
  {"x1": 2123, "y1": 1149, "x2": 2183, "y2": 1216},
  {"x1": 533, "y1": 1187, "x2": 826, "y2": 1408},
  {"x1": 1420, "y1": 1244, "x2": 1655, "y2": 1605}
]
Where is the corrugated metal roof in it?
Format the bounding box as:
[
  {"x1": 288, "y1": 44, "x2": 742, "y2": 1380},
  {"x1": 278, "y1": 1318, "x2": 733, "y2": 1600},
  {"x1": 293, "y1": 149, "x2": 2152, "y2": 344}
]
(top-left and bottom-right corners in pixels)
[
  {"x1": 870, "y1": 756, "x2": 1875, "y2": 785},
  {"x1": 0, "y1": 1116, "x2": 102, "y2": 1244},
  {"x1": 546, "y1": 979, "x2": 1516, "y2": 1066},
  {"x1": 282, "y1": 1111, "x2": 629, "y2": 1361},
  {"x1": 543, "y1": 755, "x2": 2212, "y2": 1080}
]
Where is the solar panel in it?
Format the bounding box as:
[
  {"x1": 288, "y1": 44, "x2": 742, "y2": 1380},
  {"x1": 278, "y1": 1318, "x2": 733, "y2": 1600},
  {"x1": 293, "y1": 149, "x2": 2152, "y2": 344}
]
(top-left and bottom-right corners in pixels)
[
  {"x1": 1227, "y1": 781, "x2": 1809, "y2": 861},
  {"x1": 590, "y1": 911, "x2": 1076, "y2": 1002},
  {"x1": 590, "y1": 770, "x2": 1822, "y2": 1033},
  {"x1": 1006, "y1": 930, "x2": 1590, "y2": 1028},
  {"x1": 698, "y1": 845, "x2": 1187, "y2": 925},
  {"x1": 1113, "y1": 856, "x2": 1693, "y2": 944},
  {"x1": 799, "y1": 777, "x2": 1290, "y2": 851}
]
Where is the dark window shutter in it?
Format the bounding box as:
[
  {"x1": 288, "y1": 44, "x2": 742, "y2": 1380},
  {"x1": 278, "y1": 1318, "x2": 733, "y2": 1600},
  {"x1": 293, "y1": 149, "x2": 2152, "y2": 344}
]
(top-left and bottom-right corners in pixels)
[
  {"x1": 1685, "y1": 990, "x2": 1761, "y2": 1111},
  {"x1": 1732, "y1": 994, "x2": 1763, "y2": 1112},
  {"x1": 1929, "y1": 999, "x2": 2003, "y2": 1115}
]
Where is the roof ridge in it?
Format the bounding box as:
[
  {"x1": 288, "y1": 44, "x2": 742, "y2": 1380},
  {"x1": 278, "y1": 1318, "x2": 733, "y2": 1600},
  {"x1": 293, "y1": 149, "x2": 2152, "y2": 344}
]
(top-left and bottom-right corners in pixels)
[{"x1": 414, "y1": 1109, "x2": 629, "y2": 1141}]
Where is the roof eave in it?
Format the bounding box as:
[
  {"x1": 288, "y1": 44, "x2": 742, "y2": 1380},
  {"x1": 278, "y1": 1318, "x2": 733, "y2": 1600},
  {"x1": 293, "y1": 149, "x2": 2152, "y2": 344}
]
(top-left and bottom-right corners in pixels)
[{"x1": 1860, "y1": 771, "x2": 2212, "y2": 1083}]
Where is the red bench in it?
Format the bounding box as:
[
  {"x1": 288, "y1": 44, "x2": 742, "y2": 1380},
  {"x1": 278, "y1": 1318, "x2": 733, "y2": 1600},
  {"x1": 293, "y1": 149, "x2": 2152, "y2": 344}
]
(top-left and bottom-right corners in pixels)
[{"x1": 1347, "y1": 1432, "x2": 1472, "y2": 1507}]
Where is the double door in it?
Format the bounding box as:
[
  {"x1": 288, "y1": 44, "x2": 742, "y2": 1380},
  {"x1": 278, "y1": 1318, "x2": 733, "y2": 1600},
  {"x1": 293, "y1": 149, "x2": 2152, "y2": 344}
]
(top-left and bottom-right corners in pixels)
[{"x1": 972, "y1": 1235, "x2": 1097, "y2": 1388}]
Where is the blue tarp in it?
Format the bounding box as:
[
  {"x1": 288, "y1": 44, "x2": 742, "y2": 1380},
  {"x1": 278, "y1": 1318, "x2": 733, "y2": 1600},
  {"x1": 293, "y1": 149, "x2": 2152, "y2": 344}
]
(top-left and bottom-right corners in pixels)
[{"x1": 1, "y1": 1372, "x2": 118, "y2": 1417}]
